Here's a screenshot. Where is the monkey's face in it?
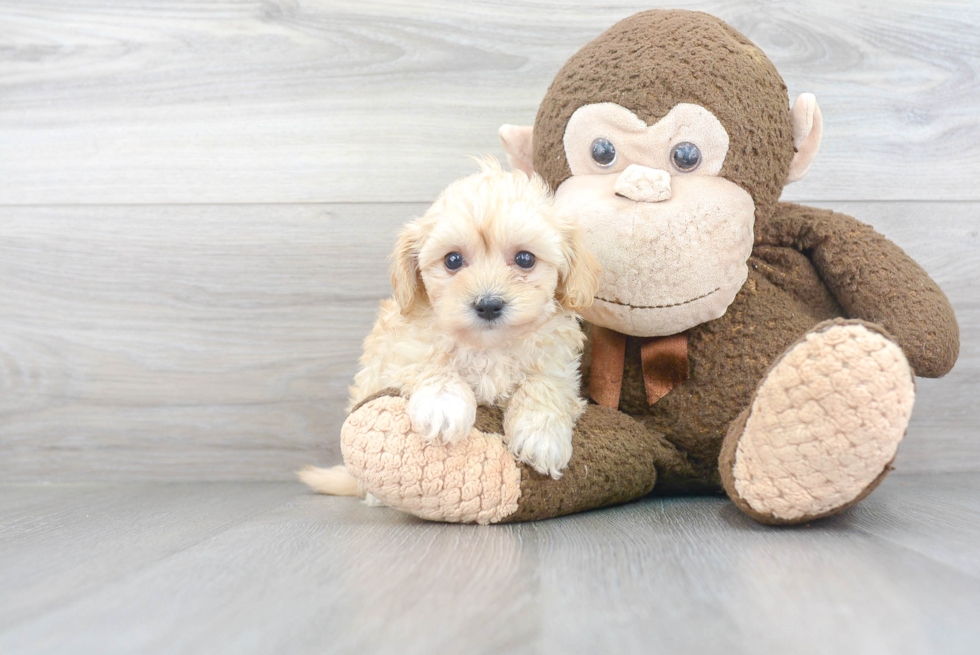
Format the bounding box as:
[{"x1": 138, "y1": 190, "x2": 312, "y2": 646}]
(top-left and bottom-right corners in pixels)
[
  {"x1": 553, "y1": 102, "x2": 754, "y2": 337},
  {"x1": 499, "y1": 10, "x2": 823, "y2": 337}
]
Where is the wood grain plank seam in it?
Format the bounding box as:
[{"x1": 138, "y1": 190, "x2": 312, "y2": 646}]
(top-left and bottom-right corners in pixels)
[{"x1": 842, "y1": 521, "x2": 980, "y2": 583}]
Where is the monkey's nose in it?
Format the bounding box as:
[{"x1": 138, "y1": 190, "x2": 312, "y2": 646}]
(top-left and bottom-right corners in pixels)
[
  {"x1": 474, "y1": 296, "x2": 506, "y2": 321},
  {"x1": 614, "y1": 164, "x2": 671, "y2": 203}
]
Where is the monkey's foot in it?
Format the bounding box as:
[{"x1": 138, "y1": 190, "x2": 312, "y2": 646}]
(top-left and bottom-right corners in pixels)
[
  {"x1": 720, "y1": 320, "x2": 915, "y2": 524},
  {"x1": 340, "y1": 396, "x2": 522, "y2": 525}
]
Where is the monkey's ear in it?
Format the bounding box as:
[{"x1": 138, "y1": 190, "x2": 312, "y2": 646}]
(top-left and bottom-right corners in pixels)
[
  {"x1": 498, "y1": 124, "x2": 535, "y2": 175},
  {"x1": 389, "y1": 222, "x2": 426, "y2": 314},
  {"x1": 786, "y1": 93, "x2": 823, "y2": 184}
]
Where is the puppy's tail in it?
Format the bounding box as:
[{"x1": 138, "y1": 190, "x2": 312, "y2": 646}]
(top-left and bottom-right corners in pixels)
[{"x1": 297, "y1": 465, "x2": 364, "y2": 497}]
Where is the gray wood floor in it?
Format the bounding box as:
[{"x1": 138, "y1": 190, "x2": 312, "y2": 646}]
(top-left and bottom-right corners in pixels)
[
  {"x1": 2, "y1": 3, "x2": 979, "y2": 653},
  {"x1": 2, "y1": 473, "x2": 979, "y2": 655}
]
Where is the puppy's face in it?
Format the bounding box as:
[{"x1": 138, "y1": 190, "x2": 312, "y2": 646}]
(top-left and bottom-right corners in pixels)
[
  {"x1": 391, "y1": 161, "x2": 599, "y2": 349},
  {"x1": 419, "y1": 202, "x2": 562, "y2": 349}
]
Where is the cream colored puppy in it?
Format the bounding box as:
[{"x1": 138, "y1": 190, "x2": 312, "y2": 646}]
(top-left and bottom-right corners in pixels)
[{"x1": 303, "y1": 158, "x2": 599, "y2": 491}]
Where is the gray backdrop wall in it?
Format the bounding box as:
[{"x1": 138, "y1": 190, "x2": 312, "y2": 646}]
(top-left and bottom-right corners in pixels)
[{"x1": 1, "y1": 0, "x2": 977, "y2": 480}]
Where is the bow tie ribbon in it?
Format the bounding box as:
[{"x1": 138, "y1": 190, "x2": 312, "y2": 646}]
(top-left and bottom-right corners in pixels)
[{"x1": 588, "y1": 326, "x2": 690, "y2": 408}]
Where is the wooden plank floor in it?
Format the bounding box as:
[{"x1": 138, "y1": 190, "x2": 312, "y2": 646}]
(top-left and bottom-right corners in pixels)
[
  {"x1": 1, "y1": 473, "x2": 978, "y2": 655},
  {"x1": 1, "y1": 3, "x2": 978, "y2": 652}
]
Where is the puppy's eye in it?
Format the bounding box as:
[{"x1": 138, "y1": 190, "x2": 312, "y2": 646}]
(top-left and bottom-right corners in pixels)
[
  {"x1": 670, "y1": 142, "x2": 702, "y2": 173},
  {"x1": 514, "y1": 251, "x2": 536, "y2": 269},
  {"x1": 444, "y1": 251, "x2": 464, "y2": 271},
  {"x1": 590, "y1": 138, "x2": 616, "y2": 167}
]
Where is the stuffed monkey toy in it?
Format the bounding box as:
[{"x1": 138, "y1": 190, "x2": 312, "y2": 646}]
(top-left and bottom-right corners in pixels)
[{"x1": 336, "y1": 9, "x2": 959, "y2": 524}]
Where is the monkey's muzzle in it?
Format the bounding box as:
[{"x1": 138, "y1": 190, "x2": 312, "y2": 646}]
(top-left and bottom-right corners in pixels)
[{"x1": 613, "y1": 164, "x2": 671, "y2": 203}]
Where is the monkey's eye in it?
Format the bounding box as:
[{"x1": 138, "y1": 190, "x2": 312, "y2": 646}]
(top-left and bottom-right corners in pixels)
[
  {"x1": 514, "y1": 251, "x2": 536, "y2": 269},
  {"x1": 670, "y1": 142, "x2": 702, "y2": 173},
  {"x1": 590, "y1": 138, "x2": 617, "y2": 167},
  {"x1": 444, "y1": 252, "x2": 464, "y2": 271}
]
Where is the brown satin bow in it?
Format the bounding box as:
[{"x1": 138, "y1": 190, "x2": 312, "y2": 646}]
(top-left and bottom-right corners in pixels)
[{"x1": 588, "y1": 326, "x2": 689, "y2": 408}]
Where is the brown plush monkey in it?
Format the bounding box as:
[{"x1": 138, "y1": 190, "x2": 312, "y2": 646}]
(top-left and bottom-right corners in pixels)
[{"x1": 336, "y1": 9, "x2": 959, "y2": 524}]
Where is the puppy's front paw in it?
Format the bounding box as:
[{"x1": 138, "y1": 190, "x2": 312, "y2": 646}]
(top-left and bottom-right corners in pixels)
[
  {"x1": 407, "y1": 384, "x2": 477, "y2": 444},
  {"x1": 505, "y1": 410, "x2": 573, "y2": 479}
]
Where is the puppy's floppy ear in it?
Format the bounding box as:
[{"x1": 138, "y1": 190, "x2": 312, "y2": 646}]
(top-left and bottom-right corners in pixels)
[
  {"x1": 390, "y1": 221, "x2": 426, "y2": 314},
  {"x1": 555, "y1": 212, "x2": 601, "y2": 311}
]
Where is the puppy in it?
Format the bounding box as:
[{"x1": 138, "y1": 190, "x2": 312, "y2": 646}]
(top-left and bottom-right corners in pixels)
[{"x1": 300, "y1": 158, "x2": 599, "y2": 497}]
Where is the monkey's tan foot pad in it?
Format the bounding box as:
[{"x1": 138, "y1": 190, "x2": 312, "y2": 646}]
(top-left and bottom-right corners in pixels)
[
  {"x1": 340, "y1": 396, "x2": 521, "y2": 525},
  {"x1": 720, "y1": 320, "x2": 915, "y2": 524}
]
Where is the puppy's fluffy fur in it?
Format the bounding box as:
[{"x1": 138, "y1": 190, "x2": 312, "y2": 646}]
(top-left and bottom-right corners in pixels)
[{"x1": 300, "y1": 158, "x2": 599, "y2": 496}]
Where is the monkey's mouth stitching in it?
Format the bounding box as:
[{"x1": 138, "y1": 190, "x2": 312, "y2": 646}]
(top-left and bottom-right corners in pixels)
[{"x1": 595, "y1": 286, "x2": 721, "y2": 309}]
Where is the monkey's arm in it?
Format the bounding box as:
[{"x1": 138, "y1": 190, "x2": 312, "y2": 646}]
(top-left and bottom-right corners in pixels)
[
  {"x1": 760, "y1": 202, "x2": 959, "y2": 377},
  {"x1": 339, "y1": 394, "x2": 704, "y2": 524}
]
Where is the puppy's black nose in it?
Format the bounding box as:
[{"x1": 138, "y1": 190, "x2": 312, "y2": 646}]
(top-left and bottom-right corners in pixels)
[{"x1": 474, "y1": 296, "x2": 506, "y2": 321}]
